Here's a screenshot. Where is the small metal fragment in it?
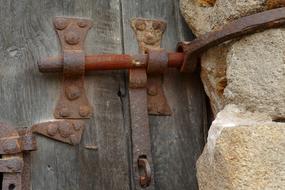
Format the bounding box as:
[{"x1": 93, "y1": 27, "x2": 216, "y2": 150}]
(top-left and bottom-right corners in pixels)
[{"x1": 32, "y1": 120, "x2": 85, "y2": 145}]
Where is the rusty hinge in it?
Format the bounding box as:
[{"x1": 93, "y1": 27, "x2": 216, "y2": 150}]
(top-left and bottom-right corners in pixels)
[
  {"x1": 40, "y1": 17, "x2": 93, "y2": 119},
  {"x1": 32, "y1": 120, "x2": 85, "y2": 145},
  {"x1": 131, "y1": 18, "x2": 171, "y2": 116},
  {"x1": 0, "y1": 123, "x2": 37, "y2": 190},
  {"x1": 34, "y1": 17, "x2": 93, "y2": 146},
  {"x1": 127, "y1": 18, "x2": 174, "y2": 189}
]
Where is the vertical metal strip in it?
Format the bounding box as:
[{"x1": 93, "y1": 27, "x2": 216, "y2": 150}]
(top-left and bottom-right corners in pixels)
[{"x1": 129, "y1": 68, "x2": 154, "y2": 189}]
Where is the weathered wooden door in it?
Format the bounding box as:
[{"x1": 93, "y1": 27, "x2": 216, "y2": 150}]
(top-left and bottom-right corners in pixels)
[{"x1": 0, "y1": 0, "x2": 207, "y2": 189}]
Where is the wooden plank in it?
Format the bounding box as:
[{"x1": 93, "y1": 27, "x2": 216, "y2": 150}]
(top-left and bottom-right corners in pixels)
[
  {"x1": 0, "y1": 0, "x2": 131, "y2": 189},
  {"x1": 121, "y1": 0, "x2": 208, "y2": 189}
]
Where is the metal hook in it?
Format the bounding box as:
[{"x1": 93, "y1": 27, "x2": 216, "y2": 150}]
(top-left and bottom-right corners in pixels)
[{"x1": 138, "y1": 158, "x2": 151, "y2": 188}]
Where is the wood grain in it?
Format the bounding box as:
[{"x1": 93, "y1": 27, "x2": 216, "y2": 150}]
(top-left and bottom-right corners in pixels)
[
  {"x1": 0, "y1": 0, "x2": 207, "y2": 189},
  {"x1": 121, "y1": 0, "x2": 207, "y2": 189},
  {"x1": 0, "y1": 0, "x2": 130, "y2": 189}
]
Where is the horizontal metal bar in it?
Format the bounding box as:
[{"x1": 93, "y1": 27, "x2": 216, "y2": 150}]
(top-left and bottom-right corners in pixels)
[
  {"x1": 38, "y1": 53, "x2": 184, "y2": 73},
  {"x1": 0, "y1": 158, "x2": 23, "y2": 173}
]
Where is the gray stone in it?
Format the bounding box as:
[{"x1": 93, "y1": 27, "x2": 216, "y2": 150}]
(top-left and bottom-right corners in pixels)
[
  {"x1": 224, "y1": 29, "x2": 285, "y2": 120},
  {"x1": 197, "y1": 105, "x2": 285, "y2": 190},
  {"x1": 180, "y1": 0, "x2": 285, "y2": 119}
]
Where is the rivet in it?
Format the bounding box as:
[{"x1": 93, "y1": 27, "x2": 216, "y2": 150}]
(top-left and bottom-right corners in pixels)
[
  {"x1": 79, "y1": 106, "x2": 91, "y2": 117},
  {"x1": 65, "y1": 85, "x2": 81, "y2": 100},
  {"x1": 47, "y1": 124, "x2": 58, "y2": 136},
  {"x1": 147, "y1": 85, "x2": 158, "y2": 96},
  {"x1": 65, "y1": 30, "x2": 80, "y2": 45},
  {"x1": 7, "y1": 159, "x2": 21, "y2": 172},
  {"x1": 69, "y1": 134, "x2": 79, "y2": 145},
  {"x1": 135, "y1": 20, "x2": 146, "y2": 31},
  {"x1": 54, "y1": 18, "x2": 68, "y2": 30},
  {"x1": 58, "y1": 122, "x2": 72, "y2": 138},
  {"x1": 59, "y1": 107, "x2": 70, "y2": 117},
  {"x1": 77, "y1": 20, "x2": 87, "y2": 28},
  {"x1": 73, "y1": 122, "x2": 84, "y2": 131},
  {"x1": 3, "y1": 140, "x2": 19, "y2": 153}
]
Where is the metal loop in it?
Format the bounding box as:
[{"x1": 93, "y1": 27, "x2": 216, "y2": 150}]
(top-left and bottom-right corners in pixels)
[
  {"x1": 138, "y1": 158, "x2": 151, "y2": 188},
  {"x1": 147, "y1": 49, "x2": 168, "y2": 74}
]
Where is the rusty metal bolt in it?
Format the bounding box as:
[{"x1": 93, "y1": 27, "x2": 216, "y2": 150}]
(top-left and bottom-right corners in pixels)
[
  {"x1": 54, "y1": 18, "x2": 68, "y2": 30},
  {"x1": 7, "y1": 159, "x2": 22, "y2": 172},
  {"x1": 69, "y1": 134, "x2": 79, "y2": 145},
  {"x1": 65, "y1": 30, "x2": 80, "y2": 45},
  {"x1": 77, "y1": 20, "x2": 87, "y2": 28},
  {"x1": 47, "y1": 124, "x2": 58, "y2": 136},
  {"x1": 59, "y1": 107, "x2": 70, "y2": 117},
  {"x1": 73, "y1": 122, "x2": 84, "y2": 131},
  {"x1": 58, "y1": 122, "x2": 72, "y2": 138},
  {"x1": 135, "y1": 20, "x2": 146, "y2": 31},
  {"x1": 65, "y1": 85, "x2": 81, "y2": 100},
  {"x1": 3, "y1": 140, "x2": 20, "y2": 153},
  {"x1": 152, "y1": 21, "x2": 166, "y2": 31},
  {"x1": 144, "y1": 32, "x2": 156, "y2": 45},
  {"x1": 79, "y1": 106, "x2": 91, "y2": 117},
  {"x1": 147, "y1": 85, "x2": 158, "y2": 96}
]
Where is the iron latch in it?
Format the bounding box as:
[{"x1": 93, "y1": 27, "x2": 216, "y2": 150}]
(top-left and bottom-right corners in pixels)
[
  {"x1": 35, "y1": 7, "x2": 285, "y2": 187},
  {"x1": 0, "y1": 123, "x2": 36, "y2": 190},
  {"x1": 39, "y1": 17, "x2": 93, "y2": 119}
]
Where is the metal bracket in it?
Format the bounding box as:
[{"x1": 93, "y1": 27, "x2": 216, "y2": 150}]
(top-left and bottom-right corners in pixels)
[
  {"x1": 35, "y1": 17, "x2": 92, "y2": 146},
  {"x1": 178, "y1": 7, "x2": 285, "y2": 72},
  {"x1": 0, "y1": 123, "x2": 37, "y2": 190},
  {"x1": 128, "y1": 17, "x2": 173, "y2": 189},
  {"x1": 131, "y1": 18, "x2": 171, "y2": 116},
  {"x1": 51, "y1": 16, "x2": 93, "y2": 119},
  {"x1": 32, "y1": 120, "x2": 85, "y2": 145}
]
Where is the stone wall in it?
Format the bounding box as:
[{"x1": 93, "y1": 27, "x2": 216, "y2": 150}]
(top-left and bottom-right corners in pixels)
[
  {"x1": 180, "y1": 0, "x2": 285, "y2": 119},
  {"x1": 180, "y1": 1, "x2": 285, "y2": 189}
]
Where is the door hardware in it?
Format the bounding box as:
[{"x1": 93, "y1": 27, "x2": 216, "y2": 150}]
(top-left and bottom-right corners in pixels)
[
  {"x1": 29, "y1": 17, "x2": 92, "y2": 146},
  {"x1": 32, "y1": 120, "x2": 85, "y2": 145},
  {"x1": 178, "y1": 7, "x2": 285, "y2": 72},
  {"x1": 38, "y1": 9, "x2": 285, "y2": 76},
  {"x1": 38, "y1": 52, "x2": 184, "y2": 72},
  {"x1": 34, "y1": 7, "x2": 285, "y2": 187},
  {"x1": 0, "y1": 123, "x2": 36, "y2": 190},
  {"x1": 131, "y1": 18, "x2": 171, "y2": 116},
  {"x1": 40, "y1": 16, "x2": 93, "y2": 119},
  {"x1": 138, "y1": 158, "x2": 152, "y2": 188}
]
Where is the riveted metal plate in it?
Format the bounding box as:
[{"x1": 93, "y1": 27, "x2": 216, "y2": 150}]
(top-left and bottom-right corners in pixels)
[
  {"x1": 0, "y1": 124, "x2": 36, "y2": 155},
  {"x1": 131, "y1": 18, "x2": 171, "y2": 116},
  {"x1": 32, "y1": 120, "x2": 85, "y2": 145},
  {"x1": 53, "y1": 16, "x2": 93, "y2": 119},
  {"x1": 0, "y1": 123, "x2": 36, "y2": 190}
]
